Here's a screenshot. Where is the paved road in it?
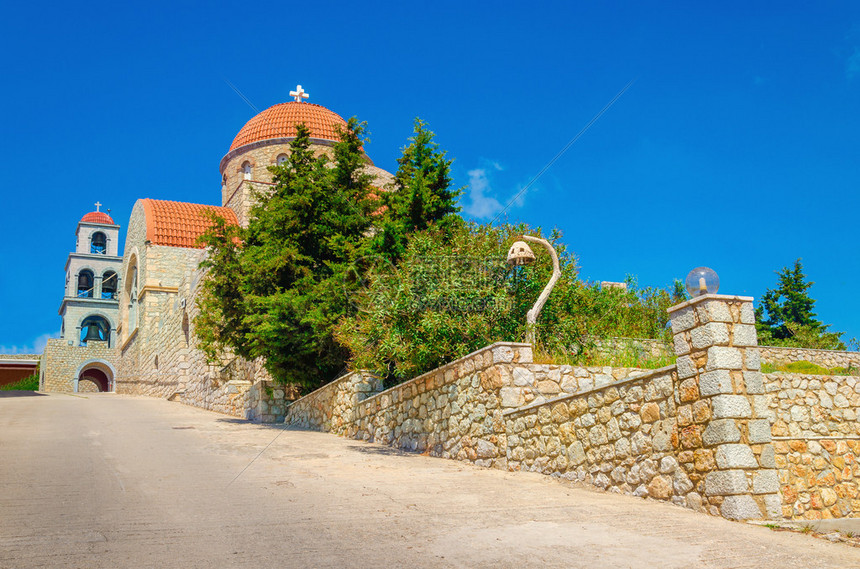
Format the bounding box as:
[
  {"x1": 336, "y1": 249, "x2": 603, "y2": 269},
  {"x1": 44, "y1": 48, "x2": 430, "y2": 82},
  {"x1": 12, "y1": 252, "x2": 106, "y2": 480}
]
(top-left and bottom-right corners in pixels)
[{"x1": 1, "y1": 392, "x2": 857, "y2": 569}]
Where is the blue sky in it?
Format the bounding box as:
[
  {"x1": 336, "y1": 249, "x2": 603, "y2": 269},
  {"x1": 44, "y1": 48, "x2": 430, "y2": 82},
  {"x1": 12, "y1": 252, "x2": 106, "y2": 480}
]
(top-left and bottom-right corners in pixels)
[{"x1": 1, "y1": 1, "x2": 858, "y2": 352}]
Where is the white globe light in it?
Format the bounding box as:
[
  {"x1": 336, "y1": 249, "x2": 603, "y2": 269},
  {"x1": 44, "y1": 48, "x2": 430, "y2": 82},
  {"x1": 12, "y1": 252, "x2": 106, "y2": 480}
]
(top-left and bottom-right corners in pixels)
[{"x1": 685, "y1": 267, "x2": 719, "y2": 297}]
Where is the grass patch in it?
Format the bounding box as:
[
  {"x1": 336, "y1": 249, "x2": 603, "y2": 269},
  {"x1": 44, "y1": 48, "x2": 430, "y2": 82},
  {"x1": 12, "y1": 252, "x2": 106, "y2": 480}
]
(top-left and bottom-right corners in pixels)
[
  {"x1": 0, "y1": 373, "x2": 39, "y2": 391},
  {"x1": 761, "y1": 360, "x2": 859, "y2": 376}
]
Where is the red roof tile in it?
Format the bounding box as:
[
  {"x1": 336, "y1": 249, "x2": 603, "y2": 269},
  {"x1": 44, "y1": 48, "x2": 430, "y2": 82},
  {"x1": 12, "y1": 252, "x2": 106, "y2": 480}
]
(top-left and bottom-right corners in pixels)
[
  {"x1": 81, "y1": 211, "x2": 115, "y2": 224},
  {"x1": 141, "y1": 199, "x2": 238, "y2": 249},
  {"x1": 230, "y1": 102, "x2": 347, "y2": 151}
]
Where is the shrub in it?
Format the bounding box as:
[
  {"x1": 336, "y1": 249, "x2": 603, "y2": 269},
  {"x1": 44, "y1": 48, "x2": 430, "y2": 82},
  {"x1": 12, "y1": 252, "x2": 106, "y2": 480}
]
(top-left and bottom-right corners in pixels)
[
  {"x1": 336, "y1": 222, "x2": 685, "y2": 383},
  {"x1": 1, "y1": 373, "x2": 39, "y2": 391}
]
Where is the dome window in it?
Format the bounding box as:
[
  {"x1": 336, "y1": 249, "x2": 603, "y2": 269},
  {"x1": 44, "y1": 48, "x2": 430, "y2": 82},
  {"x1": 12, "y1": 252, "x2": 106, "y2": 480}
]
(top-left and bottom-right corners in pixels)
[
  {"x1": 276, "y1": 154, "x2": 288, "y2": 166},
  {"x1": 90, "y1": 232, "x2": 107, "y2": 254},
  {"x1": 242, "y1": 162, "x2": 252, "y2": 180}
]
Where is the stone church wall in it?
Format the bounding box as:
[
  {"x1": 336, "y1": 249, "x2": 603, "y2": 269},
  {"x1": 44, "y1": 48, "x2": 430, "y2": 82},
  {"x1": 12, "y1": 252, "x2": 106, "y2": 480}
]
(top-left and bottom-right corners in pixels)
[{"x1": 115, "y1": 208, "x2": 289, "y2": 421}]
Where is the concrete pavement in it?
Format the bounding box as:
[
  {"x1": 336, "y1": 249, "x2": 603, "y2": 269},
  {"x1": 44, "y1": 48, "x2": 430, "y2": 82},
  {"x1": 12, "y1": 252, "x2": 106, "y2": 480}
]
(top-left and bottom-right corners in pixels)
[{"x1": 0, "y1": 392, "x2": 857, "y2": 568}]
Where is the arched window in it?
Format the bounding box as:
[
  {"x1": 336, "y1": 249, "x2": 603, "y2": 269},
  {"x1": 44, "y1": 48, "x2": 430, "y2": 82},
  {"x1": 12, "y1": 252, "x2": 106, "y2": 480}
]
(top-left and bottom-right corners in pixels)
[
  {"x1": 77, "y1": 270, "x2": 94, "y2": 298},
  {"x1": 242, "y1": 161, "x2": 252, "y2": 180},
  {"x1": 102, "y1": 270, "x2": 118, "y2": 299},
  {"x1": 90, "y1": 232, "x2": 107, "y2": 254},
  {"x1": 276, "y1": 154, "x2": 288, "y2": 166},
  {"x1": 80, "y1": 315, "x2": 110, "y2": 347}
]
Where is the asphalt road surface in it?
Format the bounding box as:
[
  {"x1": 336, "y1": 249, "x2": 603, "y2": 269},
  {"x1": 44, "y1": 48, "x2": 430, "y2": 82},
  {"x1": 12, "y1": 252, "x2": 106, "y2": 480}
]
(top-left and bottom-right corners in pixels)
[{"x1": 1, "y1": 392, "x2": 857, "y2": 568}]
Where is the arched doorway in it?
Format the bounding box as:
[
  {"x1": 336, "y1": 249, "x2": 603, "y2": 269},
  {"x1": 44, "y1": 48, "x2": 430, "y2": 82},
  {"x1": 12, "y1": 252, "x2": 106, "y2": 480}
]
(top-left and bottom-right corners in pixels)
[{"x1": 76, "y1": 361, "x2": 115, "y2": 393}]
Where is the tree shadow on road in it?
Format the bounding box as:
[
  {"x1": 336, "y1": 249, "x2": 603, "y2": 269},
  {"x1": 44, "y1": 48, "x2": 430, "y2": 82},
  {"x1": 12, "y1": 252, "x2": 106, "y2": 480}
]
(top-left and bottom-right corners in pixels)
[{"x1": 0, "y1": 391, "x2": 47, "y2": 398}]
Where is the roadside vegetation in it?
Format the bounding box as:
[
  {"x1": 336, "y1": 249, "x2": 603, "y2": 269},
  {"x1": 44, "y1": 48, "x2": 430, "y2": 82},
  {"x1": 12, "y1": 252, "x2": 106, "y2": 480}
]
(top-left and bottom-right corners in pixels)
[
  {"x1": 1, "y1": 372, "x2": 39, "y2": 391},
  {"x1": 195, "y1": 120, "x2": 852, "y2": 392},
  {"x1": 195, "y1": 118, "x2": 684, "y2": 390}
]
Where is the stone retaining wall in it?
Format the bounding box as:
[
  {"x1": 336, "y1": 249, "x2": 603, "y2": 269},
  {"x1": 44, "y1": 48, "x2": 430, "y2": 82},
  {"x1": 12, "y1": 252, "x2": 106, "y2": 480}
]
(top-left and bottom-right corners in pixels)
[
  {"x1": 285, "y1": 371, "x2": 383, "y2": 433},
  {"x1": 764, "y1": 371, "x2": 860, "y2": 520},
  {"x1": 504, "y1": 367, "x2": 701, "y2": 508},
  {"x1": 760, "y1": 346, "x2": 860, "y2": 370},
  {"x1": 286, "y1": 296, "x2": 859, "y2": 523},
  {"x1": 497, "y1": 364, "x2": 647, "y2": 409},
  {"x1": 287, "y1": 343, "x2": 533, "y2": 469}
]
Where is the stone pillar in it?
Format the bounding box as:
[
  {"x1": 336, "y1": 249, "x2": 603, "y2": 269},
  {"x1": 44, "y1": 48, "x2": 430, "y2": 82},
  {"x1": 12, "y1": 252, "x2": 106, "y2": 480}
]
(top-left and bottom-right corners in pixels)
[{"x1": 668, "y1": 294, "x2": 780, "y2": 520}]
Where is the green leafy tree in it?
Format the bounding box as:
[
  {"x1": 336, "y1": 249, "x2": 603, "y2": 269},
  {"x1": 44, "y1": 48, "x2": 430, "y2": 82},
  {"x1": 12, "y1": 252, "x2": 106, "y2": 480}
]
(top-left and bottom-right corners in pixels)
[
  {"x1": 195, "y1": 120, "x2": 376, "y2": 387},
  {"x1": 195, "y1": 117, "x2": 464, "y2": 390},
  {"x1": 755, "y1": 259, "x2": 845, "y2": 350}
]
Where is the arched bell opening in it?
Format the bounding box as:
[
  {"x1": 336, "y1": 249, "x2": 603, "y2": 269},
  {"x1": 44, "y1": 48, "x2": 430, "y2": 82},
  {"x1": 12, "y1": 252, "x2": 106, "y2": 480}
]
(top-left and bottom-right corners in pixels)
[
  {"x1": 90, "y1": 231, "x2": 107, "y2": 254},
  {"x1": 101, "y1": 270, "x2": 118, "y2": 299},
  {"x1": 77, "y1": 270, "x2": 94, "y2": 298},
  {"x1": 80, "y1": 315, "x2": 111, "y2": 347}
]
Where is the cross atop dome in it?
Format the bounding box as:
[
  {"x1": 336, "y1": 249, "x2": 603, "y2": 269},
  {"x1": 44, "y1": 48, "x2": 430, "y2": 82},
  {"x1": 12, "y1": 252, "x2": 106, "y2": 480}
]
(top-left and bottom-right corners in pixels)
[
  {"x1": 290, "y1": 84, "x2": 309, "y2": 103},
  {"x1": 94, "y1": 201, "x2": 102, "y2": 212}
]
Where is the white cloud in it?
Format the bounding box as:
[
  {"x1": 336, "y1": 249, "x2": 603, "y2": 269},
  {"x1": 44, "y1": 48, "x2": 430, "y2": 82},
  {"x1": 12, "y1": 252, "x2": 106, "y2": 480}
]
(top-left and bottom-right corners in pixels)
[
  {"x1": 463, "y1": 161, "x2": 533, "y2": 220},
  {"x1": 848, "y1": 47, "x2": 860, "y2": 80},
  {"x1": 0, "y1": 332, "x2": 59, "y2": 355},
  {"x1": 464, "y1": 168, "x2": 503, "y2": 219}
]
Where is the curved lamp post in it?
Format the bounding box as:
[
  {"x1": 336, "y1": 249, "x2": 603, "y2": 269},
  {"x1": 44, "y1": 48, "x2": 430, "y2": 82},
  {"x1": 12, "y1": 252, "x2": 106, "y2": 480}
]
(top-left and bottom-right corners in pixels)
[{"x1": 506, "y1": 235, "x2": 562, "y2": 345}]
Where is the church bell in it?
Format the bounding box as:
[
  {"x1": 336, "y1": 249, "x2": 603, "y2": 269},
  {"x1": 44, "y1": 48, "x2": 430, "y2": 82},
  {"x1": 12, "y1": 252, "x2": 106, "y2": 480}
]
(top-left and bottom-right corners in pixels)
[{"x1": 83, "y1": 323, "x2": 103, "y2": 342}]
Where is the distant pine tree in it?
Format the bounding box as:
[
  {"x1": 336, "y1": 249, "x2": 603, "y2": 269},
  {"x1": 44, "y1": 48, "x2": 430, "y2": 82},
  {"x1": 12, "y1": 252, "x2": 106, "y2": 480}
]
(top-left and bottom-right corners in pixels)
[{"x1": 755, "y1": 259, "x2": 845, "y2": 350}]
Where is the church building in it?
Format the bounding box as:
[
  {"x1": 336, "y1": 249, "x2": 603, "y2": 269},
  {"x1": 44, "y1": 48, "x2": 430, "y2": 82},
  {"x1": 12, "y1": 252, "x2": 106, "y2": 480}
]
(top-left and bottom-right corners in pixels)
[{"x1": 40, "y1": 86, "x2": 394, "y2": 421}]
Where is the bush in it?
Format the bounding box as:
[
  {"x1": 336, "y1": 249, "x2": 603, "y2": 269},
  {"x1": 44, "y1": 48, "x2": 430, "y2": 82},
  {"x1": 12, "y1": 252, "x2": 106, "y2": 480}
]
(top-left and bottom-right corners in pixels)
[
  {"x1": 1, "y1": 373, "x2": 39, "y2": 391},
  {"x1": 336, "y1": 222, "x2": 685, "y2": 383}
]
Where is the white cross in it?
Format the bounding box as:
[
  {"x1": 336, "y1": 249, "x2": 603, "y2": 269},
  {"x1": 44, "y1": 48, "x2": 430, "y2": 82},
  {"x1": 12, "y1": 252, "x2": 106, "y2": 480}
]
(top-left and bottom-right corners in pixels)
[
  {"x1": 95, "y1": 201, "x2": 102, "y2": 212},
  {"x1": 289, "y1": 84, "x2": 309, "y2": 103}
]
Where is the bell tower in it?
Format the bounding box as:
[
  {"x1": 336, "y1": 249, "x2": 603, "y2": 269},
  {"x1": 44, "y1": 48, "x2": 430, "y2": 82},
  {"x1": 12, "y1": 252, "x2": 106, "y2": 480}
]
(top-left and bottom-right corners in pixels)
[{"x1": 59, "y1": 204, "x2": 123, "y2": 347}]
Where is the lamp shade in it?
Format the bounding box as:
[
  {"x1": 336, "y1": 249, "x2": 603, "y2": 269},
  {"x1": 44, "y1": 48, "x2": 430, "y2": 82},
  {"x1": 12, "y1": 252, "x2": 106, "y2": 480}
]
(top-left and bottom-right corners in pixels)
[{"x1": 685, "y1": 267, "x2": 719, "y2": 297}]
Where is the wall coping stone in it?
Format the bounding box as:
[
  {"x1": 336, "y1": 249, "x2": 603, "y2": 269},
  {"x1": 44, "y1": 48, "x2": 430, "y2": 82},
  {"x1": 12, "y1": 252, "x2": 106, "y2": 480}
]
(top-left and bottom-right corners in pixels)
[
  {"x1": 503, "y1": 364, "x2": 677, "y2": 417},
  {"x1": 359, "y1": 342, "x2": 533, "y2": 408},
  {"x1": 666, "y1": 294, "x2": 754, "y2": 314}
]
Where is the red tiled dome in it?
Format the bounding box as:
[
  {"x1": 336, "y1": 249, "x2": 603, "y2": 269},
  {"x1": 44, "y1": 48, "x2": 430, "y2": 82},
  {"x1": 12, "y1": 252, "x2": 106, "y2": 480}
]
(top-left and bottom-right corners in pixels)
[
  {"x1": 140, "y1": 199, "x2": 238, "y2": 249},
  {"x1": 229, "y1": 102, "x2": 347, "y2": 151},
  {"x1": 81, "y1": 211, "x2": 115, "y2": 224}
]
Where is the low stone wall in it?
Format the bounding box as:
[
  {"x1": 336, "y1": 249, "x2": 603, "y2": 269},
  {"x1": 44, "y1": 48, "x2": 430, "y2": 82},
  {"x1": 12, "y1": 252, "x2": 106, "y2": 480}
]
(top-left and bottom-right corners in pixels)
[
  {"x1": 774, "y1": 439, "x2": 859, "y2": 520},
  {"x1": 766, "y1": 373, "x2": 860, "y2": 438},
  {"x1": 760, "y1": 346, "x2": 860, "y2": 370},
  {"x1": 286, "y1": 343, "x2": 534, "y2": 469},
  {"x1": 505, "y1": 367, "x2": 701, "y2": 508},
  {"x1": 764, "y1": 372, "x2": 860, "y2": 520},
  {"x1": 498, "y1": 364, "x2": 646, "y2": 409},
  {"x1": 285, "y1": 371, "x2": 382, "y2": 433}
]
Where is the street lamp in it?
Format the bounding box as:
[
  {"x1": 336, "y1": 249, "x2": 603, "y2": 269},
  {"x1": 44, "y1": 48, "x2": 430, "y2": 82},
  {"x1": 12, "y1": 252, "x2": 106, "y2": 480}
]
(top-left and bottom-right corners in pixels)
[
  {"x1": 685, "y1": 266, "x2": 720, "y2": 297},
  {"x1": 506, "y1": 235, "x2": 562, "y2": 345}
]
